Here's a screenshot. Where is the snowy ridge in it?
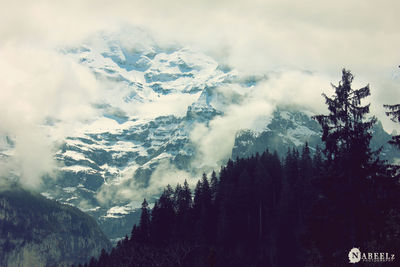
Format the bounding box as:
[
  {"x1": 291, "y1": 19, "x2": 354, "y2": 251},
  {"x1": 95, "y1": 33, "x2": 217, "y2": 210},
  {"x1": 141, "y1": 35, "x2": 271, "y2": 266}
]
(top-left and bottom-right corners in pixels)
[
  {"x1": 64, "y1": 30, "x2": 235, "y2": 118},
  {"x1": 232, "y1": 108, "x2": 322, "y2": 159},
  {"x1": 43, "y1": 31, "x2": 237, "y2": 240},
  {"x1": 34, "y1": 29, "x2": 398, "y2": 242}
]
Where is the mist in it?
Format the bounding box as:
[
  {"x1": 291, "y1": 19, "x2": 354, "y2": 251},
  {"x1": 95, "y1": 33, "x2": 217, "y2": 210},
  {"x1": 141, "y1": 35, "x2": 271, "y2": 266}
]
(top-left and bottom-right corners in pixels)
[
  {"x1": 1, "y1": 0, "x2": 399, "y2": 190},
  {"x1": 0, "y1": 43, "x2": 100, "y2": 187},
  {"x1": 96, "y1": 159, "x2": 195, "y2": 206}
]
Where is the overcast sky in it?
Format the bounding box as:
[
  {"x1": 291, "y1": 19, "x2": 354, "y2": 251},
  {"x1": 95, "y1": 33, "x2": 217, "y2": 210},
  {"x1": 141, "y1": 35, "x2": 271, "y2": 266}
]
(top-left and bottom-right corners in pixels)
[
  {"x1": 1, "y1": 0, "x2": 399, "y2": 116},
  {"x1": 1, "y1": 0, "x2": 400, "y2": 188}
]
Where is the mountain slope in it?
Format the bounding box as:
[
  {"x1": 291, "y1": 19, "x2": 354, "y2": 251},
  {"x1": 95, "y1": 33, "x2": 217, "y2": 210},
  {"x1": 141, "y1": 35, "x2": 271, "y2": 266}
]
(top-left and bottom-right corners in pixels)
[
  {"x1": 39, "y1": 30, "x2": 241, "y2": 240},
  {"x1": 0, "y1": 187, "x2": 111, "y2": 267},
  {"x1": 232, "y1": 107, "x2": 399, "y2": 161}
]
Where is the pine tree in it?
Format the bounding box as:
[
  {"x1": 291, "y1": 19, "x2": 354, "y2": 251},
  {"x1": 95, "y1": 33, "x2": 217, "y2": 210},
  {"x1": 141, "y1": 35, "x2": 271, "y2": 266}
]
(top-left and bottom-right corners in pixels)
[
  {"x1": 312, "y1": 145, "x2": 323, "y2": 177},
  {"x1": 210, "y1": 171, "x2": 218, "y2": 203},
  {"x1": 201, "y1": 173, "x2": 212, "y2": 211},
  {"x1": 175, "y1": 180, "x2": 192, "y2": 241},
  {"x1": 130, "y1": 224, "x2": 138, "y2": 241},
  {"x1": 285, "y1": 148, "x2": 299, "y2": 184},
  {"x1": 175, "y1": 181, "x2": 192, "y2": 215},
  {"x1": 269, "y1": 151, "x2": 283, "y2": 208},
  {"x1": 209, "y1": 172, "x2": 219, "y2": 244},
  {"x1": 97, "y1": 248, "x2": 109, "y2": 267},
  {"x1": 313, "y1": 69, "x2": 378, "y2": 176},
  {"x1": 310, "y1": 69, "x2": 385, "y2": 265},
  {"x1": 193, "y1": 180, "x2": 203, "y2": 221},
  {"x1": 195, "y1": 173, "x2": 213, "y2": 244},
  {"x1": 151, "y1": 185, "x2": 176, "y2": 245},
  {"x1": 138, "y1": 198, "x2": 150, "y2": 243},
  {"x1": 300, "y1": 142, "x2": 312, "y2": 180}
]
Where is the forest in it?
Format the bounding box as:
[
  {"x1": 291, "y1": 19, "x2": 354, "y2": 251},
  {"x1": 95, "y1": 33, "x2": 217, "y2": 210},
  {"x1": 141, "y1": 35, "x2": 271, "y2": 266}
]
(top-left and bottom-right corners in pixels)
[{"x1": 77, "y1": 69, "x2": 400, "y2": 266}]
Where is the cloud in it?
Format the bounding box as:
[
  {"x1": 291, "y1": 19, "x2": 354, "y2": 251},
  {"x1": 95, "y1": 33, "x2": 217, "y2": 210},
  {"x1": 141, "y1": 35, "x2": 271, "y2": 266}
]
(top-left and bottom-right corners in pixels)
[
  {"x1": 1, "y1": 0, "x2": 400, "y2": 189},
  {"x1": 190, "y1": 71, "x2": 331, "y2": 168},
  {"x1": 188, "y1": 67, "x2": 400, "y2": 169},
  {"x1": 0, "y1": 44, "x2": 99, "y2": 188},
  {"x1": 2, "y1": 0, "x2": 399, "y2": 110},
  {"x1": 3, "y1": 0, "x2": 398, "y2": 118},
  {"x1": 96, "y1": 159, "x2": 195, "y2": 205}
]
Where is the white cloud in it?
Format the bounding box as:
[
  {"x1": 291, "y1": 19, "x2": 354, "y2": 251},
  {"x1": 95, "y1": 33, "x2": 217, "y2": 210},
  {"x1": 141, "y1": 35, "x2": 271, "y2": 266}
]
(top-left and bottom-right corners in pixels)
[
  {"x1": 190, "y1": 71, "x2": 331, "y2": 168},
  {"x1": 0, "y1": 44, "x2": 99, "y2": 188},
  {"x1": 1, "y1": 0, "x2": 400, "y2": 189},
  {"x1": 96, "y1": 159, "x2": 195, "y2": 205},
  {"x1": 2, "y1": 0, "x2": 399, "y2": 116}
]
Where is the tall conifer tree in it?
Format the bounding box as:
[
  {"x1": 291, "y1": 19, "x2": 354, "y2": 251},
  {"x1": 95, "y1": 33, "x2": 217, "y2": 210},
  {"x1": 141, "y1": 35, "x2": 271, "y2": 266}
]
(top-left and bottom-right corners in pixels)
[
  {"x1": 310, "y1": 69, "x2": 384, "y2": 265},
  {"x1": 313, "y1": 68, "x2": 378, "y2": 179},
  {"x1": 138, "y1": 198, "x2": 150, "y2": 243}
]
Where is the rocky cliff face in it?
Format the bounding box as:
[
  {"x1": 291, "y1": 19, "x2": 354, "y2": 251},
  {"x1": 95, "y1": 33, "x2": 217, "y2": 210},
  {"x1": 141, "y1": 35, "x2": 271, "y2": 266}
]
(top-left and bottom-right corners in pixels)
[{"x1": 0, "y1": 187, "x2": 111, "y2": 267}]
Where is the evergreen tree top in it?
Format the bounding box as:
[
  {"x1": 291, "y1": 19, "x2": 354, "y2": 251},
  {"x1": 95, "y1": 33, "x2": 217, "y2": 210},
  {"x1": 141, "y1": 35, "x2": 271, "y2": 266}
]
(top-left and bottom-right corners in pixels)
[{"x1": 313, "y1": 68, "x2": 376, "y2": 162}]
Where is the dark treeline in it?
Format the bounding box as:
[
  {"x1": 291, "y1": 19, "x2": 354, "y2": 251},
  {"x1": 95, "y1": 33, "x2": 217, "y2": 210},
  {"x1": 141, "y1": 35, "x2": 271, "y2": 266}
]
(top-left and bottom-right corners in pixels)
[{"x1": 78, "y1": 69, "x2": 400, "y2": 266}]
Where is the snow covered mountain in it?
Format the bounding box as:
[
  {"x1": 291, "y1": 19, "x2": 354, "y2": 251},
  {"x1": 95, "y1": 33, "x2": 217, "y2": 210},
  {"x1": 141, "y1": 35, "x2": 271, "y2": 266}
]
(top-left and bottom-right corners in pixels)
[
  {"x1": 41, "y1": 29, "x2": 245, "y2": 240},
  {"x1": 1, "y1": 28, "x2": 398, "y2": 241},
  {"x1": 232, "y1": 108, "x2": 322, "y2": 159},
  {"x1": 232, "y1": 107, "x2": 399, "y2": 161}
]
